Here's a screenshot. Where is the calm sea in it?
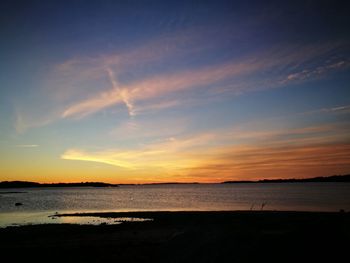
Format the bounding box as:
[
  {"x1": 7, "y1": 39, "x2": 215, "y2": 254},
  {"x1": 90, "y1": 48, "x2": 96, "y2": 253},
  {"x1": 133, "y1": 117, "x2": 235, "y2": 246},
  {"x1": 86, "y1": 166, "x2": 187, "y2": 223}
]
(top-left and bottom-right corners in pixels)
[{"x1": 1, "y1": 183, "x2": 349, "y2": 227}]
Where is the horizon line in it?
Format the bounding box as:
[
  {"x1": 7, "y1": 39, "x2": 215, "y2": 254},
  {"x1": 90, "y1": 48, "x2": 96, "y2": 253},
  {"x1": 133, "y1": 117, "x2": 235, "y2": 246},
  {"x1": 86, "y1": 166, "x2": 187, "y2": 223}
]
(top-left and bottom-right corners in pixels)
[{"x1": 0, "y1": 174, "x2": 349, "y2": 186}]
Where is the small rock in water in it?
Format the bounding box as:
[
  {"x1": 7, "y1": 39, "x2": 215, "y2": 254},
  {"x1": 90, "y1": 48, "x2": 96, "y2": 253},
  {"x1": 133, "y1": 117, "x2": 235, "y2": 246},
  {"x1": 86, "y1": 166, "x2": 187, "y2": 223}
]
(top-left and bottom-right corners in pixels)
[{"x1": 15, "y1": 202, "x2": 23, "y2": 206}]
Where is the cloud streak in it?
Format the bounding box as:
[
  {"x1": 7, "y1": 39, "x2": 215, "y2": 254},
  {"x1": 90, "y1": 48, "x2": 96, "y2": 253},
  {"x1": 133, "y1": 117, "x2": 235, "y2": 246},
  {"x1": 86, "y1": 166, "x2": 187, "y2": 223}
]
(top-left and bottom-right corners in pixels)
[
  {"x1": 15, "y1": 144, "x2": 39, "y2": 148},
  {"x1": 189, "y1": 143, "x2": 350, "y2": 181},
  {"x1": 284, "y1": 60, "x2": 349, "y2": 83},
  {"x1": 61, "y1": 120, "x2": 350, "y2": 182},
  {"x1": 13, "y1": 23, "x2": 349, "y2": 133},
  {"x1": 60, "y1": 41, "x2": 349, "y2": 119},
  {"x1": 106, "y1": 67, "x2": 136, "y2": 116}
]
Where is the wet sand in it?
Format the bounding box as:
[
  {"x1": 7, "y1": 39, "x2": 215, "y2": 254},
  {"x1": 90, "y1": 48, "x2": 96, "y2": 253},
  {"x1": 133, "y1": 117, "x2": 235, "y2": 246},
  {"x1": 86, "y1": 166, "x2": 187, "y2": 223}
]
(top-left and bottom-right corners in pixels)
[{"x1": 0, "y1": 211, "x2": 349, "y2": 263}]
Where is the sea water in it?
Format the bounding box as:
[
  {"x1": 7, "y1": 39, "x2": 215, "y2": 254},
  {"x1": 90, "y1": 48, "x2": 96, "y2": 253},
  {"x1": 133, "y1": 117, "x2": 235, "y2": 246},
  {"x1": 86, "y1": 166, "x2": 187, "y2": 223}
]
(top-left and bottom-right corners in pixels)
[{"x1": 1, "y1": 183, "x2": 349, "y2": 227}]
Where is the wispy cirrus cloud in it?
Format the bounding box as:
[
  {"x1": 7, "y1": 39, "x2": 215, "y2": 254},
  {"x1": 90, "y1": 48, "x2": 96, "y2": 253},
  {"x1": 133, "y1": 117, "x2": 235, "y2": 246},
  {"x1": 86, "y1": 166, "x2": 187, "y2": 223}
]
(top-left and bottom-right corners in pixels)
[
  {"x1": 301, "y1": 105, "x2": 350, "y2": 116},
  {"x1": 14, "y1": 30, "x2": 202, "y2": 131},
  {"x1": 283, "y1": 60, "x2": 350, "y2": 83},
  {"x1": 14, "y1": 107, "x2": 54, "y2": 134},
  {"x1": 15, "y1": 144, "x2": 39, "y2": 148},
  {"x1": 188, "y1": 143, "x2": 350, "y2": 181},
  {"x1": 61, "y1": 133, "x2": 215, "y2": 172},
  {"x1": 110, "y1": 116, "x2": 189, "y2": 141},
  {"x1": 106, "y1": 67, "x2": 136, "y2": 117},
  {"x1": 61, "y1": 60, "x2": 258, "y2": 118},
  {"x1": 13, "y1": 21, "x2": 349, "y2": 133},
  {"x1": 61, "y1": 120, "x2": 350, "y2": 182},
  {"x1": 62, "y1": 140, "x2": 350, "y2": 182},
  {"x1": 59, "y1": 41, "x2": 349, "y2": 119}
]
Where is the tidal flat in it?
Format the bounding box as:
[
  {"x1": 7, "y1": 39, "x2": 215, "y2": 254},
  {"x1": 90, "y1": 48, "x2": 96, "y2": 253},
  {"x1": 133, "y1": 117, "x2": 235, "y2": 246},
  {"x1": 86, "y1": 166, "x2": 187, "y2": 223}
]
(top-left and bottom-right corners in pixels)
[{"x1": 0, "y1": 211, "x2": 349, "y2": 263}]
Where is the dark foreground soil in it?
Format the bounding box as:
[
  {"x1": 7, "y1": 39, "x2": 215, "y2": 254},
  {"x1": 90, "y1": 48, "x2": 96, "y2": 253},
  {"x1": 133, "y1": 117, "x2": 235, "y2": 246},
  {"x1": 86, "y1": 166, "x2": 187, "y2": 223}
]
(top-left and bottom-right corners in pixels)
[{"x1": 0, "y1": 211, "x2": 349, "y2": 263}]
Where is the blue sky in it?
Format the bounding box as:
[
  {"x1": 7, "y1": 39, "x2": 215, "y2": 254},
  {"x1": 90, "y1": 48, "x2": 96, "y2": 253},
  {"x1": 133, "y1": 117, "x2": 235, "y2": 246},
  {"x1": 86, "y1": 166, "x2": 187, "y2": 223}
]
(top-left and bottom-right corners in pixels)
[{"x1": 1, "y1": 0, "x2": 349, "y2": 183}]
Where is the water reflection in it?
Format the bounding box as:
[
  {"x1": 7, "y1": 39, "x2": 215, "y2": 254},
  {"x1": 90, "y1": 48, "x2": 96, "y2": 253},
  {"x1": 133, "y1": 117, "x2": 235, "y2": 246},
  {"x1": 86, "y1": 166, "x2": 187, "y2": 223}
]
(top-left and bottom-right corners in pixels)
[
  {"x1": 0, "y1": 212, "x2": 152, "y2": 228},
  {"x1": 1, "y1": 183, "x2": 349, "y2": 227},
  {"x1": 1, "y1": 183, "x2": 349, "y2": 214},
  {"x1": 50, "y1": 215, "x2": 152, "y2": 225}
]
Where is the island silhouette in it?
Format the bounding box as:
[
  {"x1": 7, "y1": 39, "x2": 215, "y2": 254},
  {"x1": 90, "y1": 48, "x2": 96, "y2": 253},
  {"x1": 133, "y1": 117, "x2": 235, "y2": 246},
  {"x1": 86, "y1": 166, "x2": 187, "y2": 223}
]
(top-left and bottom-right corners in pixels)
[
  {"x1": 0, "y1": 174, "x2": 349, "y2": 188},
  {"x1": 0, "y1": 181, "x2": 119, "y2": 188}
]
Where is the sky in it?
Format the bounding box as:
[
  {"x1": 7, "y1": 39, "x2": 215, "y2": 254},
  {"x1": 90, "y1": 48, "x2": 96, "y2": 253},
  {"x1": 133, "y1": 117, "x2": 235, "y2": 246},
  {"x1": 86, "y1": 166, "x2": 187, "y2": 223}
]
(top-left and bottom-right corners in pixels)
[{"x1": 0, "y1": 0, "x2": 349, "y2": 183}]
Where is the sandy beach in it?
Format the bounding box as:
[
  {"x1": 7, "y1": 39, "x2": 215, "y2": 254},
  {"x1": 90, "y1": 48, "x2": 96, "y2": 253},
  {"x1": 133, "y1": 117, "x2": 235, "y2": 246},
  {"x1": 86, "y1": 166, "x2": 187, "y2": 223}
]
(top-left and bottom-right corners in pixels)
[{"x1": 0, "y1": 211, "x2": 349, "y2": 262}]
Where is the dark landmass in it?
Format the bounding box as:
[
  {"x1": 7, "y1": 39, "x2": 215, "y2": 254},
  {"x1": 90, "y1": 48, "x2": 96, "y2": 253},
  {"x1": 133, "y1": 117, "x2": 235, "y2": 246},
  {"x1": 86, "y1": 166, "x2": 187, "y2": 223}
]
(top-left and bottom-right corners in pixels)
[
  {"x1": 0, "y1": 191, "x2": 27, "y2": 194},
  {"x1": 120, "y1": 182, "x2": 201, "y2": 185},
  {"x1": 222, "y1": 174, "x2": 350, "y2": 184},
  {"x1": 146, "y1": 182, "x2": 199, "y2": 185},
  {"x1": 1, "y1": 174, "x2": 349, "y2": 189},
  {"x1": 0, "y1": 181, "x2": 119, "y2": 188},
  {"x1": 0, "y1": 211, "x2": 349, "y2": 263}
]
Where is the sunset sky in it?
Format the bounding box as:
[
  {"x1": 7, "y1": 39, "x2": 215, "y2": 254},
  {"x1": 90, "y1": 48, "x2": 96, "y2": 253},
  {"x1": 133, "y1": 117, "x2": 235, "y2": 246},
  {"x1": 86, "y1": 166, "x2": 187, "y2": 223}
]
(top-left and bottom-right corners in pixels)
[{"x1": 0, "y1": 0, "x2": 349, "y2": 183}]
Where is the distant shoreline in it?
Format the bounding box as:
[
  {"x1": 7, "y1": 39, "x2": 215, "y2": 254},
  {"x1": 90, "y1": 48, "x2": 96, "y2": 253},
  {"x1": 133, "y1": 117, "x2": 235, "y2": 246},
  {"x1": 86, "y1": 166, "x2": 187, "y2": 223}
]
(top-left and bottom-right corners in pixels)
[
  {"x1": 125, "y1": 174, "x2": 350, "y2": 185},
  {"x1": 222, "y1": 174, "x2": 350, "y2": 184},
  {"x1": 0, "y1": 174, "x2": 349, "y2": 188},
  {"x1": 0, "y1": 181, "x2": 119, "y2": 189}
]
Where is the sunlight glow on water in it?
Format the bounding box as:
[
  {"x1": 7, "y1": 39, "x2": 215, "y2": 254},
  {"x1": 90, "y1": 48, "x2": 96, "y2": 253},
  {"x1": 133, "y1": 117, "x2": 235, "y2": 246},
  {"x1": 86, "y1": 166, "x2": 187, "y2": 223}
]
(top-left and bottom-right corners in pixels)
[
  {"x1": 0, "y1": 212, "x2": 152, "y2": 228},
  {"x1": 1, "y1": 183, "x2": 349, "y2": 227}
]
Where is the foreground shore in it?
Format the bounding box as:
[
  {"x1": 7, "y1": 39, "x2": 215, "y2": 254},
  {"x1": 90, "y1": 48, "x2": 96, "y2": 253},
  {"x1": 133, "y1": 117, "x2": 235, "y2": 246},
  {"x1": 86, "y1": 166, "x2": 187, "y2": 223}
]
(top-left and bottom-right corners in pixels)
[{"x1": 0, "y1": 211, "x2": 349, "y2": 262}]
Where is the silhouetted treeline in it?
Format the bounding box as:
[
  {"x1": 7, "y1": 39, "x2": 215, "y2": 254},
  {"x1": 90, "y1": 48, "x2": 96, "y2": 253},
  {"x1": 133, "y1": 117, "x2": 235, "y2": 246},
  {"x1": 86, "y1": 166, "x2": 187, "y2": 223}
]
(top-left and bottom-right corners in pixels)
[
  {"x1": 0, "y1": 181, "x2": 119, "y2": 188},
  {"x1": 1, "y1": 174, "x2": 349, "y2": 188},
  {"x1": 222, "y1": 174, "x2": 350, "y2": 184}
]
